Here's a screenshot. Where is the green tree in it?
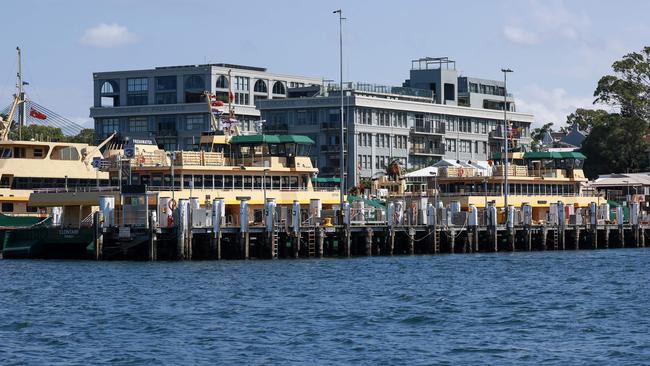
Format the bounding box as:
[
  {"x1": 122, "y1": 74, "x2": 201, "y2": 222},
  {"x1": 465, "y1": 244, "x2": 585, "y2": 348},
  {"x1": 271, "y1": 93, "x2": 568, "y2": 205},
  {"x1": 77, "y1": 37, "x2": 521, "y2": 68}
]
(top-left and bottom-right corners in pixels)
[
  {"x1": 594, "y1": 46, "x2": 650, "y2": 120},
  {"x1": 69, "y1": 128, "x2": 95, "y2": 144},
  {"x1": 565, "y1": 108, "x2": 608, "y2": 131},
  {"x1": 9, "y1": 124, "x2": 65, "y2": 141},
  {"x1": 530, "y1": 122, "x2": 553, "y2": 151},
  {"x1": 581, "y1": 114, "x2": 649, "y2": 177}
]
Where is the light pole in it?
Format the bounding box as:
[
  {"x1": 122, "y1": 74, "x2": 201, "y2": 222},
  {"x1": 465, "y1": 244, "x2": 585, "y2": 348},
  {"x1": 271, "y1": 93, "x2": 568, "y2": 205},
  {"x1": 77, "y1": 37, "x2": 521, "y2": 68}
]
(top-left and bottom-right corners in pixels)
[
  {"x1": 501, "y1": 68, "x2": 513, "y2": 221},
  {"x1": 334, "y1": 9, "x2": 345, "y2": 216}
]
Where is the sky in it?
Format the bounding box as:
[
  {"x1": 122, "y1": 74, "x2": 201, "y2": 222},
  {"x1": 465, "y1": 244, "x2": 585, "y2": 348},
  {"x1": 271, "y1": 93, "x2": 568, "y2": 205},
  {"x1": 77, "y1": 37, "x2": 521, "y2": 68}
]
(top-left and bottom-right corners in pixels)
[{"x1": 0, "y1": 0, "x2": 649, "y2": 128}]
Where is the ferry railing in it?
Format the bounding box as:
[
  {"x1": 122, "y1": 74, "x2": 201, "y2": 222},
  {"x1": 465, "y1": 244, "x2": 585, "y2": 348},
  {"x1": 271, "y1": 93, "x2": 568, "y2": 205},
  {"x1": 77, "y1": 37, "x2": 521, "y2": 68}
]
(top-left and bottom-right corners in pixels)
[{"x1": 33, "y1": 186, "x2": 121, "y2": 194}]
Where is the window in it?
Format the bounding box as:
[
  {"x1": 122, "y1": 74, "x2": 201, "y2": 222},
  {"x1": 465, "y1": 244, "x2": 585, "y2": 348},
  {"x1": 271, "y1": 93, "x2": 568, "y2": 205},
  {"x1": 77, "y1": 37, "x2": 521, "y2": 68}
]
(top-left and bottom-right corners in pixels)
[
  {"x1": 254, "y1": 79, "x2": 267, "y2": 93},
  {"x1": 185, "y1": 137, "x2": 198, "y2": 151},
  {"x1": 127, "y1": 78, "x2": 148, "y2": 105},
  {"x1": 155, "y1": 76, "x2": 177, "y2": 104},
  {"x1": 444, "y1": 83, "x2": 455, "y2": 101},
  {"x1": 157, "y1": 116, "x2": 176, "y2": 134},
  {"x1": 184, "y1": 75, "x2": 205, "y2": 90},
  {"x1": 129, "y1": 117, "x2": 148, "y2": 132},
  {"x1": 216, "y1": 75, "x2": 228, "y2": 89},
  {"x1": 234, "y1": 76, "x2": 249, "y2": 91},
  {"x1": 102, "y1": 118, "x2": 119, "y2": 137},
  {"x1": 272, "y1": 81, "x2": 286, "y2": 95},
  {"x1": 445, "y1": 139, "x2": 456, "y2": 152},
  {"x1": 101, "y1": 81, "x2": 117, "y2": 94},
  {"x1": 186, "y1": 115, "x2": 204, "y2": 130},
  {"x1": 235, "y1": 92, "x2": 249, "y2": 105},
  {"x1": 1, "y1": 202, "x2": 14, "y2": 212}
]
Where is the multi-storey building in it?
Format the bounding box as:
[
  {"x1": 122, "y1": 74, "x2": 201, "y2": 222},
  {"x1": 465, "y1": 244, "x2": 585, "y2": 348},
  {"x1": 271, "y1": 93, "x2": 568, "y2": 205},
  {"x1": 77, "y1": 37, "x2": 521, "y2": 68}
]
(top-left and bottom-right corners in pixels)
[
  {"x1": 258, "y1": 58, "x2": 533, "y2": 189},
  {"x1": 90, "y1": 64, "x2": 320, "y2": 150}
]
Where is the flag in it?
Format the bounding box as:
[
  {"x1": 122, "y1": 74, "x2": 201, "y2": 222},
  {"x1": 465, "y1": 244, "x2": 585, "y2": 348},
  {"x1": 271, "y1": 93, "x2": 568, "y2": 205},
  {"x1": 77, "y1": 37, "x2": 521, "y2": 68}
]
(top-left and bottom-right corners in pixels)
[
  {"x1": 29, "y1": 108, "x2": 47, "y2": 120},
  {"x1": 211, "y1": 108, "x2": 224, "y2": 115},
  {"x1": 211, "y1": 100, "x2": 224, "y2": 107},
  {"x1": 229, "y1": 91, "x2": 234, "y2": 102}
]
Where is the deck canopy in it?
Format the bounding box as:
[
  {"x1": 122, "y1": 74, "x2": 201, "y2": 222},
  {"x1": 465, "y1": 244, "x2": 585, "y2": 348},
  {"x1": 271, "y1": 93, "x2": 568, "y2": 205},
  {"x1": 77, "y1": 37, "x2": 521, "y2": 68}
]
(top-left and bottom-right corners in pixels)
[{"x1": 229, "y1": 134, "x2": 314, "y2": 158}]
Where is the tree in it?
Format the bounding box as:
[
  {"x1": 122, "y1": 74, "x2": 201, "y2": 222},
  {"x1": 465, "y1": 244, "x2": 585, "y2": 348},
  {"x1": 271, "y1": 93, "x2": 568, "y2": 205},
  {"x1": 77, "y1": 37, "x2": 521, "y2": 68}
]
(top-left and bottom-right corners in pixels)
[
  {"x1": 565, "y1": 108, "x2": 608, "y2": 132},
  {"x1": 594, "y1": 46, "x2": 650, "y2": 120},
  {"x1": 581, "y1": 114, "x2": 649, "y2": 177},
  {"x1": 385, "y1": 158, "x2": 403, "y2": 180},
  {"x1": 9, "y1": 124, "x2": 65, "y2": 141},
  {"x1": 530, "y1": 122, "x2": 553, "y2": 151},
  {"x1": 69, "y1": 128, "x2": 95, "y2": 144}
]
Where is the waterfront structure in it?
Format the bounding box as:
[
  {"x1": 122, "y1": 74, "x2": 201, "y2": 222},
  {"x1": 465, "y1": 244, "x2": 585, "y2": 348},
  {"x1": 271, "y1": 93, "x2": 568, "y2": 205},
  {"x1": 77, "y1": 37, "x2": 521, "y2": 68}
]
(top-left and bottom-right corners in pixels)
[
  {"x1": 90, "y1": 64, "x2": 321, "y2": 150},
  {"x1": 589, "y1": 173, "x2": 650, "y2": 207},
  {"x1": 258, "y1": 58, "x2": 533, "y2": 188}
]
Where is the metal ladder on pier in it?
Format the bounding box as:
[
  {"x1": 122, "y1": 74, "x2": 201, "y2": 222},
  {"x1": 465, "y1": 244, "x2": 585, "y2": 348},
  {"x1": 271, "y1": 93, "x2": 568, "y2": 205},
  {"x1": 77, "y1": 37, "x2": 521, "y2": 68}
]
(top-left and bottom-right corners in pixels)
[
  {"x1": 307, "y1": 228, "x2": 316, "y2": 257},
  {"x1": 433, "y1": 229, "x2": 441, "y2": 253},
  {"x1": 553, "y1": 226, "x2": 559, "y2": 250},
  {"x1": 272, "y1": 225, "x2": 279, "y2": 259}
]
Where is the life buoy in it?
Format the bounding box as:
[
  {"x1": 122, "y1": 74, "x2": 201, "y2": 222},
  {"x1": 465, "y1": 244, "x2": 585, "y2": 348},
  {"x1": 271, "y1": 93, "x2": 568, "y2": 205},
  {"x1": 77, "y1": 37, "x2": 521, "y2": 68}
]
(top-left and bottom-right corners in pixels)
[{"x1": 168, "y1": 198, "x2": 177, "y2": 211}]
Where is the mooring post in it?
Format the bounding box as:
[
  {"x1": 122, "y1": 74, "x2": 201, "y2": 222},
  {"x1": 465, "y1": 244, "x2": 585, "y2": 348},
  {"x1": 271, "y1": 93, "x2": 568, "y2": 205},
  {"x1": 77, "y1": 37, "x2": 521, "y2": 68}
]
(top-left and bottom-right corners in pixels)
[
  {"x1": 616, "y1": 206, "x2": 624, "y2": 248},
  {"x1": 265, "y1": 198, "x2": 277, "y2": 259},
  {"x1": 318, "y1": 227, "x2": 324, "y2": 258},
  {"x1": 177, "y1": 198, "x2": 189, "y2": 260},
  {"x1": 575, "y1": 227, "x2": 581, "y2": 250},
  {"x1": 93, "y1": 211, "x2": 103, "y2": 261},
  {"x1": 211, "y1": 198, "x2": 224, "y2": 260},
  {"x1": 408, "y1": 227, "x2": 415, "y2": 255},
  {"x1": 522, "y1": 203, "x2": 532, "y2": 251},
  {"x1": 387, "y1": 202, "x2": 395, "y2": 255},
  {"x1": 468, "y1": 204, "x2": 477, "y2": 253},
  {"x1": 590, "y1": 202, "x2": 598, "y2": 249},
  {"x1": 507, "y1": 205, "x2": 515, "y2": 251},
  {"x1": 631, "y1": 202, "x2": 640, "y2": 248},
  {"x1": 292, "y1": 200, "x2": 301, "y2": 259},
  {"x1": 557, "y1": 201, "x2": 565, "y2": 250},
  {"x1": 488, "y1": 204, "x2": 497, "y2": 252},
  {"x1": 365, "y1": 227, "x2": 373, "y2": 256},
  {"x1": 343, "y1": 202, "x2": 351, "y2": 257},
  {"x1": 240, "y1": 198, "x2": 250, "y2": 259},
  {"x1": 149, "y1": 210, "x2": 157, "y2": 261}
]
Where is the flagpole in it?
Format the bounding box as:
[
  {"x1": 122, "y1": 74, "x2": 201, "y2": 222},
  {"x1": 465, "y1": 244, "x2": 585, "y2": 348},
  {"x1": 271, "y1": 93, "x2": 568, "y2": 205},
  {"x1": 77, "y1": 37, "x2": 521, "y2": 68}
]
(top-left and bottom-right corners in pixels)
[{"x1": 17, "y1": 47, "x2": 25, "y2": 141}]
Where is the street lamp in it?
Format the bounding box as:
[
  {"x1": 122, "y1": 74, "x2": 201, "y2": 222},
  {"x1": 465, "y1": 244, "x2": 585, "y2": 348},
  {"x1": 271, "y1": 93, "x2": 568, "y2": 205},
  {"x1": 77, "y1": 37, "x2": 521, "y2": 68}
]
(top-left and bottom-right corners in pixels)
[
  {"x1": 501, "y1": 68, "x2": 513, "y2": 222},
  {"x1": 334, "y1": 9, "x2": 346, "y2": 218}
]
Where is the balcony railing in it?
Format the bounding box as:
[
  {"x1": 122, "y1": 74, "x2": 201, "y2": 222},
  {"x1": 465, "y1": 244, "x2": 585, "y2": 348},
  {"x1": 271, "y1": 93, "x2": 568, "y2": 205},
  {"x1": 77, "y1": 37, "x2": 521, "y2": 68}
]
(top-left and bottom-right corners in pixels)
[
  {"x1": 412, "y1": 124, "x2": 445, "y2": 135},
  {"x1": 410, "y1": 146, "x2": 445, "y2": 155}
]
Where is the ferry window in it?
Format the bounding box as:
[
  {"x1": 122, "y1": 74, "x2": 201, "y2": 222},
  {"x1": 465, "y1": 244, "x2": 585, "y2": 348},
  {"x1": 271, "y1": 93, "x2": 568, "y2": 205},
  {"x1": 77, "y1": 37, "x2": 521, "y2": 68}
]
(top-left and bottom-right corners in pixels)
[
  {"x1": 183, "y1": 175, "x2": 192, "y2": 189},
  {"x1": 289, "y1": 176, "x2": 298, "y2": 189},
  {"x1": 141, "y1": 175, "x2": 151, "y2": 186},
  {"x1": 244, "y1": 176, "x2": 253, "y2": 189},
  {"x1": 254, "y1": 176, "x2": 262, "y2": 189},
  {"x1": 26, "y1": 205, "x2": 38, "y2": 213},
  {"x1": 205, "y1": 175, "x2": 213, "y2": 190},
  {"x1": 281, "y1": 176, "x2": 289, "y2": 189},
  {"x1": 33, "y1": 148, "x2": 44, "y2": 158},
  {"x1": 173, "y1": 175, "x2": 181, "y2": 189},
  {"x1": 1, "y1": 203, "x2": 13, "y2": 212},
  {"x1": 285, "y1": 143, "x2": 297, "y2": 157},
  {"x1": 0, "y1": 148, "x2": 11, "y2": 158},
  {"x1": 152, "y1": 174, "x2": 163, "y2": 187},
  {"x1": 194, "y1": 175, "x2": 203, "y2": 189},
  {"x1": 51, "y1": 146, "x2": 80, "y2": 161},
  {"x1": 131, "y1": 174, "x2": 140, "y2": 185},
  {"x1": 224, "y1": 175, "x2": 233, "y2": 189},
  {"x1": 297, "y1": 144, "x2": 311, "y2": 156},
  {"x1": 13, "y1": 148, "x2": 26, "y2": 158},
  {"x1": 272, "y1": 176, "x2": 280, "y2": 189},
  {"x1": 234, "y1": 176, "x2": 243, "y2": 189},
  {"x1": 214, "y1": 175, "x2": 223, "y2": 189},
  {"x1": 264, "y1": 176, "x2": 271, "y2": 190}
]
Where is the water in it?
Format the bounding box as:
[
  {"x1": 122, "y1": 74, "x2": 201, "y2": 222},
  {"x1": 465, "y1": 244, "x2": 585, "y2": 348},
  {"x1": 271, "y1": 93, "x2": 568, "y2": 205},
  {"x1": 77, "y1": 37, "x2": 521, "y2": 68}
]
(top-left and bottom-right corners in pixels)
[{"x1": 1, "y1": 250, "x2": 650, "y2": 365}]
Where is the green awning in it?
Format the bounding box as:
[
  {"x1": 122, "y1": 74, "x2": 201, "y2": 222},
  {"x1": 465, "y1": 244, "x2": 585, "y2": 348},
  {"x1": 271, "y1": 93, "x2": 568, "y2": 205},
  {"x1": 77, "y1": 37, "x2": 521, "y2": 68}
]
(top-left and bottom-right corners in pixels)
[
  {"x1": 278, "y1": 135, "x2": 315, "y2": 144},
  {"x1": 229, "y1": 135, "x2": 282, "y2": 144},
  {"x1": 523, "y1": 151, "x2": 564, "y2": 159},
  {"x1": 229, "y1": 135, "x2": 315, "y2": 145},
  {"x1": 314, "y1": 177, "x2": 341, "y2": 183},
  {"x1": 557, "y1": 151, "x2": 586, "y2": 159}
]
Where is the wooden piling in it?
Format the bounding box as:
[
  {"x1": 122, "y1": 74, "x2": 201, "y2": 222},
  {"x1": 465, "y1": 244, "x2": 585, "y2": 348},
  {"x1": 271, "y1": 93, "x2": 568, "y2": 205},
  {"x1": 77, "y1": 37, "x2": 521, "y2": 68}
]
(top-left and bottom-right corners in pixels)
[
  {"x1": 365, "y1": 228, "x2": 373, "y2": 256},
  {"x1": 317, "y1": 228, "x2": 324, "y2": 258}
]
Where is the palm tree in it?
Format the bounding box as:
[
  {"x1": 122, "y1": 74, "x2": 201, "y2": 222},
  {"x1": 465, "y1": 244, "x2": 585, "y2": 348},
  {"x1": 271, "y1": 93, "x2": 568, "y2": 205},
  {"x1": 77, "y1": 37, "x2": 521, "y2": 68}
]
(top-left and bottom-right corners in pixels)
[{"x1": 385, "y1": 158, "x2": 403, "y2": 180}]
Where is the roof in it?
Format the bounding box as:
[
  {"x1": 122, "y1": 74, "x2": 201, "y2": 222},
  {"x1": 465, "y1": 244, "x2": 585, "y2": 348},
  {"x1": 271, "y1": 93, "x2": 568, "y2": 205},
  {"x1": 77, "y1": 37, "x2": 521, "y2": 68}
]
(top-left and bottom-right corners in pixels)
[
  {"x1": 405, "y1": 166, "x2": 438, "y2": 178},
  {"x1": 229, "y1": 135, "x2": 315, "y2": 145},
  {"x1": 590, "y1": 172, "x2": 650, "y2": 187},
  {"x1": 560, "y1": 123, "x2": 587, "y2": 147}
]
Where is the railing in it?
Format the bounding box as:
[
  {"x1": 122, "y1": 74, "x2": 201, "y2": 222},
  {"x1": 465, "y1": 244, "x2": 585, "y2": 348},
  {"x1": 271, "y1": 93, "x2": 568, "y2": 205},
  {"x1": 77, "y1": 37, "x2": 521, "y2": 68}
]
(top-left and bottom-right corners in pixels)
[
  {"x1": 494, "y1": 165, "x2": 528, "y2": 177},
  {"x1": 412, "y1": 124, "x2": 445, "y2": 134},
  {"x1": 438, "y1": 191, "x2": 599, "y2": 197},
  {"x1": 410, "y1": 146, "x2": 445, "y2": 155},
  {"x1": 33, "y1": 186, "x2": 120, "y2": 194}
]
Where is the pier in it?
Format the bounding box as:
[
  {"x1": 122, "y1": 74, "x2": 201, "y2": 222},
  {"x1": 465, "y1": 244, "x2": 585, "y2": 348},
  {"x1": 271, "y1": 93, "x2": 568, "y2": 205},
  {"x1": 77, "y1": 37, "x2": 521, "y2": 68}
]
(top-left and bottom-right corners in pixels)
[{"x1": 3, "y1": 191, "x2": 648, "y2": 260}]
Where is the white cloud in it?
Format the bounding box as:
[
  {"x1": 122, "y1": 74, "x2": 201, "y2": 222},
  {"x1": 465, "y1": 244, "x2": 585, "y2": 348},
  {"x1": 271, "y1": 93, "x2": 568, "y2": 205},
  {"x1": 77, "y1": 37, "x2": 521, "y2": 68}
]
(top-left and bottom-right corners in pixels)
[
  {"x1": 80, "y1": 23, "x2": 137, "y2": 48},
  {"x1": 502, "y1": 26, "x2": 539, "y2": 46},
  {"x1": 516, "y1": 84, "x2": 612, "y2": 128},
  {"x1": 502, "y1": 0, "x2": 590, "y2": 46}
]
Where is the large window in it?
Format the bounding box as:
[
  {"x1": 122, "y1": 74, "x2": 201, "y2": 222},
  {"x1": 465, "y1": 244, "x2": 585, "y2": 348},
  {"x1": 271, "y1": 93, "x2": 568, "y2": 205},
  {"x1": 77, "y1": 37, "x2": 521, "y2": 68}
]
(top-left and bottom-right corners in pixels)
[
  {"x1": 157, "y1": 116, "x2": 176, "y2": 135},
  {"x1": 155, "y1": 76, "x2": 177, "y2": 104},
  {"x1": 215, "y1": 75, "x2": 228, "y2": 89},
  {"x1": 186, "y1": 115, "x2": 204, "y2": 130},
  {"x1": 254, "y1": 79, "x2": 267, "y2": 93},
  {"x1": 234, "y1": 76, "x2": 249, "y2": 91},
  {"x1": 127, "y1": 78, "x2": 148, "y2": 105},
  {"x1": 272, "y1": 81, "x2": 286, "y2": 95},
  {"x1": 102, "y1": 118, "x2": 119, "y2": 137},
  {"x1": 129, "y1": 117, "x2": 148, "y2": 132},
  {"x1": 235, "y1": 92, "x2": 249, "y2": 105},
  {"x1": 184, "y1": 75, "x2": 205, "y2": 103}
]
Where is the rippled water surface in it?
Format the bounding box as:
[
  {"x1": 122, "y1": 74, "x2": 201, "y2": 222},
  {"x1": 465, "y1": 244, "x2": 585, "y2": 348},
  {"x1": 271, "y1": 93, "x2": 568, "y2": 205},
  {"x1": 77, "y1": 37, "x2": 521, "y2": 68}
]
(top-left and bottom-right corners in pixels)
[{"x1": 1, "y1": 249, "x2": 650, "y2": 365}]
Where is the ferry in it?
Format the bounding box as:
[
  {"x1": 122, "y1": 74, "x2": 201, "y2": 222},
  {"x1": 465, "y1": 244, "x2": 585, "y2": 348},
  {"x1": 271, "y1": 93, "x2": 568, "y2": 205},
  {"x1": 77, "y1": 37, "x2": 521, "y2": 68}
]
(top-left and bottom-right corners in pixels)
[
  {"x1": 0, "y1": 48, "x2": 111, "y2": 227},
  {"x1": 400, "y1": 150, "x2": 597, "y2": 223}
]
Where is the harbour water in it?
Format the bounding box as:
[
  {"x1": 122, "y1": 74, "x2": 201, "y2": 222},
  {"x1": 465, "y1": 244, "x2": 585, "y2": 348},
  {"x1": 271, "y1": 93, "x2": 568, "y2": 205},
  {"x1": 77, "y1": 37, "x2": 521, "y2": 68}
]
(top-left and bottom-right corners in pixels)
[{"x1": 1, "y1": 250, "x2": 649, "y2": 364}]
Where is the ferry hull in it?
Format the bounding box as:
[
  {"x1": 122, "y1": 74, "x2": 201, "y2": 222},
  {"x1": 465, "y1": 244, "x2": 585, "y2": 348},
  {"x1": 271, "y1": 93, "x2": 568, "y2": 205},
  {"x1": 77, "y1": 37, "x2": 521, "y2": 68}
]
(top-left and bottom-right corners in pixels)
[{"x1": 2, "y1": 226, "x2": 94, "y2": 259}]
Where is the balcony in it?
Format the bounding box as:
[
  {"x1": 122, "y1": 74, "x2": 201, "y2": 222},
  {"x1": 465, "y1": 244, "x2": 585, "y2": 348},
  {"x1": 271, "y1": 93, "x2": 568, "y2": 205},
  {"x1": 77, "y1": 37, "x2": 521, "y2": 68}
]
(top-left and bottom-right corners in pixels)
[
  {"x1": 411, "y1": 124, "x2": 445, "y2": 135},
  {"x1": 321, "y1": 122, "x2": 346, "y2": 130},
  {"x1": 409, "y1": 146, "x2": 445, "y2": 156},
  {"x1": 320, "y1": 145, "x2": 347, "y2": 153}
]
